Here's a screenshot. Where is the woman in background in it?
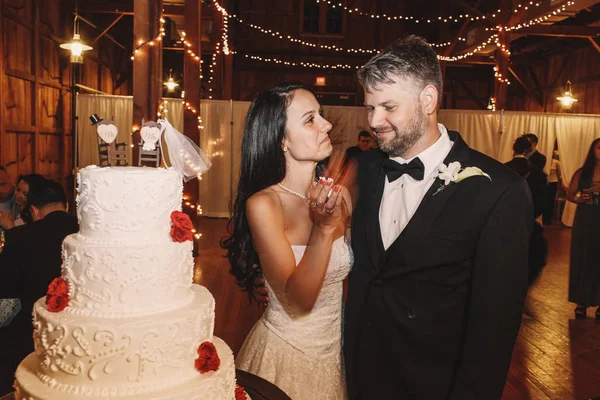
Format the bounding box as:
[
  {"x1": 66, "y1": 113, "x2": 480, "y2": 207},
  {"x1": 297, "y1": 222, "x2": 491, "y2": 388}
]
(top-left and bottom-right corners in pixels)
[{"x1": 566, "y1": 138, "x2": 600, "y2": 319}]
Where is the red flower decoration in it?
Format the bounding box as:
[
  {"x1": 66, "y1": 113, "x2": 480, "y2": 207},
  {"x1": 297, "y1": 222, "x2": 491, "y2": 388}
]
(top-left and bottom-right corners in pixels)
[
  {"x1": 235, "y1": 385, "x2": 247, "y2": 400},
  {"x1": 46, "y1": 277, "x2": 69, "y2": 312},
  {"x1": 195, "y1": 341, "x2": 220, "y2": 373},
  {"x1": 170, "y1": 211, "x2": 194, "y2": 242}
]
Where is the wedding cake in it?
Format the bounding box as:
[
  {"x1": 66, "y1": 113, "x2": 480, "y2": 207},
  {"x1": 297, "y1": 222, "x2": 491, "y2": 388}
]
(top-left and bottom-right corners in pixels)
[{"x1": 13, "y1": 166, "x2": 237, "y2": 399}]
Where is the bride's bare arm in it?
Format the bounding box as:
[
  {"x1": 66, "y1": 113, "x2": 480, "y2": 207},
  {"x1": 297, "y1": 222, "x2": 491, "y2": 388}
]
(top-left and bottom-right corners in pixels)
[{"x1": 247, "y1": 185, "x2": 344, "y2": 314}]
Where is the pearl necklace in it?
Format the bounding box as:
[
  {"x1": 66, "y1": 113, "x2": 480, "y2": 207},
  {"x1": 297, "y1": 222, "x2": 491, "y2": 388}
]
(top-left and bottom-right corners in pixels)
[{"x1": 277, "y1": 183, "x2": 308, "y2": 202}]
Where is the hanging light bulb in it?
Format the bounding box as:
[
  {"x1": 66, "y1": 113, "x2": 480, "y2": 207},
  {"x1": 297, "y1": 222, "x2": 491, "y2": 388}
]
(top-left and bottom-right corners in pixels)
[
  {"x1": 60, "y1": 4, "x2": 92, "y2": 64},
  {"x1": 556, "y1": 80, "x2": 578, "y2": 107},
  {"x1": 487, "y1": 96, "x2": 496, "y2": 111},
  {"x1": 163, "y1": 69, "x2": 180, "y2": 92}
]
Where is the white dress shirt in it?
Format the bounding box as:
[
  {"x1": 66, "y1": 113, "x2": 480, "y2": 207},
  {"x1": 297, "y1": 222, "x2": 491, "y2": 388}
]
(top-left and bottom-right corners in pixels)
[{"x1": 379, "y1": 124, "x2": 454, "y2": 250}]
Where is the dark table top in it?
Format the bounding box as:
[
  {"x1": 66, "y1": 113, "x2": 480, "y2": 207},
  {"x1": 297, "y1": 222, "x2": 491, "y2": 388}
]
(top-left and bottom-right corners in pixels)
[{"x1": 1, "y1": 369, "x2": 290, "y2": 400}]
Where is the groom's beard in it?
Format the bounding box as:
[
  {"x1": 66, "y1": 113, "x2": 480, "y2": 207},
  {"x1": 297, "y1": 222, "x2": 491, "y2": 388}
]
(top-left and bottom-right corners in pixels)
[{"x1": 374, "y1": 105, "x2": 428, "y2": 158}]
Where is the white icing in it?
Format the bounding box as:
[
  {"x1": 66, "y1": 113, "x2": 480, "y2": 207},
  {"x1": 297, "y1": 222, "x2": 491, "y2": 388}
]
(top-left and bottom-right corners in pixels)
[
  {"x1": 15, "y1": 337, "x2": 236, "y2": 399},
  {"x1": 28, "y1": 285, "x2": 215, "y2": 394},
  {"x1": 76, "y1": 166, "x2": 183, "y2": 245},
  {"x1": 61, "y1": 235, "x2": 195, "y2": 318}
]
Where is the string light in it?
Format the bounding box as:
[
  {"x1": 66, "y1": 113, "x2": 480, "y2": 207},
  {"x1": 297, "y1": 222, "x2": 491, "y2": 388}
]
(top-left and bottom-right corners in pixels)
[
  {"x1": 131, "y1": 14, "x2": 166, "y2": 61},
  {"x1": 212, "y1": 1, "x2": 231, "y2": 55},
  {"x1": 242, "y1": 53, "x2": 356, "y2": 69},
  {"x1": 493, "y1": 66, "x2": 511, "y2": 85},
  {"x1": 487, "y1": 1, "x2": 576, "y2": 32},
  {"x1": 314, "y1": 0, "x2": 545, "y2": 24},
  {"x1": 437, "y1": 34, "x2": 499, "y2": 62},
  {"x1": 487, "y1": 96, "x2": 496, "y2": 111}
]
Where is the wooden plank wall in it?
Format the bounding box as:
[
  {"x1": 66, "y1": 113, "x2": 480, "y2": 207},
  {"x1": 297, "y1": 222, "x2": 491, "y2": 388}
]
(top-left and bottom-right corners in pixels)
[
  {"x1": 0, "y1": 0, "x2": 129, "y2": 194},
  {"x1": 508, "y1": 45, "x2": 600, "y2": 114}
]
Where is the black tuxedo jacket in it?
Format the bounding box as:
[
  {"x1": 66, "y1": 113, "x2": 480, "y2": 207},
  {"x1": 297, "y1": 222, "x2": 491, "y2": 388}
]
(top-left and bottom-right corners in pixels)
[
  {"x1": 0, "y1": 211, "x2": 78, "y2": 392},
  {"x1": 528, "y1": 150, "x2": 547, "y2": 171},
  {"x1": 345, "y1": 131, "x2": 533, "y2": 400}
]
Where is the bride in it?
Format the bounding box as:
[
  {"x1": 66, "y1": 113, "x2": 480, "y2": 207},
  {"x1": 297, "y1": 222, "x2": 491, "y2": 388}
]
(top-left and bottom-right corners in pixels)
[{"x1": 221, "y1": 82, "x2": 352, "y2": 400}]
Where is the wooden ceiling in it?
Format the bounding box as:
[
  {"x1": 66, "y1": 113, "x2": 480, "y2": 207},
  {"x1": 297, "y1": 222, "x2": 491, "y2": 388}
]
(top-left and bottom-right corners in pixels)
[{"x1": 74, "y1": 0, "x2": 600, "y2": 67}]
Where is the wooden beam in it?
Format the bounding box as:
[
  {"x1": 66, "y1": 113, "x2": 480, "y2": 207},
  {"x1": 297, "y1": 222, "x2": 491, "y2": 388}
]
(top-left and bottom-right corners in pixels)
[
  {"x1": 448, "y1": 0, "x2": 495, "y2": 27},
  {"x1": 456, "y1": 80, "x2": 487, "y2": 110},
  {"x1": 527, "y1": 66, "x2": 545, "y2": 108},
  {"x1": 588, "y1": 36, "x2": 600, "y2": 53},
  {"x1": 516, "y1": 25, "x2": 600, "y2": 38},
  {"x1": 0, "y1": 1, "x2": 4, "y2": 167},
  {"x1": 444, "y1": 0, "x2": 480, "y2": 57},
  {"x1": 77, "y1": 14, "x2": 126, "y2": 49},
  {"x1": 132, "y1": 0, "x2": 163, "y2": 163},
  {"x1": 183, "y1": 0, "x2": 202, "y2": 223},
  {"x1": 79, "y1": 2, "x2": 183, "y2": 17},
  {"x1": 34, "y1": 0, "x2": 40, "y2": 174},
  {"x1": 508, "y1": 66, "x2": 543, "y2": 108},
  {"x1": 91, "y1": 14, "x2": 124, "y2": 45}
]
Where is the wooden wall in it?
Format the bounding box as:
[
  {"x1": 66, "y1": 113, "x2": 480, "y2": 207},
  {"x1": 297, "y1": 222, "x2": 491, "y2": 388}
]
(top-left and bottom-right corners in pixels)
[
  {"x1": 508, "y1": 45, "x2": 600, "y2": 114},
  {"x1": 0, "y1": 0, "x2": 129, "y2": 194}
]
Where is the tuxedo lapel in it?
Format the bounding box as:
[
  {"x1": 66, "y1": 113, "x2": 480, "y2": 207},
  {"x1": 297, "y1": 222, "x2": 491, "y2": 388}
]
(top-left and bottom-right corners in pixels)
[
  {"x1": 364, "y1": 161, "x2": 387, "y2": 271},
  {"x1": 388, "y1": 131, "x2": 471, "y2": 249}
]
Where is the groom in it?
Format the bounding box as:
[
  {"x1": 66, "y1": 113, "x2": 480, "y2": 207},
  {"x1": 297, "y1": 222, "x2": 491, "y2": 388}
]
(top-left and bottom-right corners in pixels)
[{"x1": 344, "y1": 35, "x2": 532, "y2": 399}]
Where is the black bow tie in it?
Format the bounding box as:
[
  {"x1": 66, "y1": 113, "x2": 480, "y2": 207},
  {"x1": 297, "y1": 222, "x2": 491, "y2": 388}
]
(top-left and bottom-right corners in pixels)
[{"x1": 383, "y1": 157, "x2": 425, "y2": 182}]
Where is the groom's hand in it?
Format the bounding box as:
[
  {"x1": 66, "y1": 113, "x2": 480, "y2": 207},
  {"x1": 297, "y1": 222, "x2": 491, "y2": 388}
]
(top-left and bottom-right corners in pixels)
[{"x1": 251, "y1": 264, "x2": 270, "y2": 306}]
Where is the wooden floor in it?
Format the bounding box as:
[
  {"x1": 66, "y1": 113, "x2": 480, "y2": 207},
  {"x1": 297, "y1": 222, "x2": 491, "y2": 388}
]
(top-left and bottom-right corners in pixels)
[{"x1": 194, "y1": 218, "x2": 600, "y2": 400}]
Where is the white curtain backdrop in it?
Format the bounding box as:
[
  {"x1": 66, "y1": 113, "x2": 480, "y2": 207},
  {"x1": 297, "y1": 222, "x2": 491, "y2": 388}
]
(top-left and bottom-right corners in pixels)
[
  {"x1": 198, "y1": 100, "x2": 234, "y2": 218},
  {"x1": 438, "y1": 110, "x2": 501, "y2": 159},
  {"x1": 76, "y1": 94, "x2": 600, "y2": 222}
]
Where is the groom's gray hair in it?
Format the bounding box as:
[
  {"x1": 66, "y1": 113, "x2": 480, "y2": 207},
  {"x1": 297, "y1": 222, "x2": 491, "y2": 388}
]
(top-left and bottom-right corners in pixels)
[{"x1": 357, "y1": 35, "x2": 443, "y2": 109}]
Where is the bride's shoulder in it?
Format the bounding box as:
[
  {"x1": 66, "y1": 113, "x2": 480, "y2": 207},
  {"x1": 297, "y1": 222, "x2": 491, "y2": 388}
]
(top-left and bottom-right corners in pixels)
[{"x1": 247, "y1": 188, "x2": 282, "y2": 216}]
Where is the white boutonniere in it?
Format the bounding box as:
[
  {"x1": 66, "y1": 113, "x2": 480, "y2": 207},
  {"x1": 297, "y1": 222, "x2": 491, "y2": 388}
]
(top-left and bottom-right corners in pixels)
[{"x1": 433, "y1": 161, "x2": 491, "y2": 196}]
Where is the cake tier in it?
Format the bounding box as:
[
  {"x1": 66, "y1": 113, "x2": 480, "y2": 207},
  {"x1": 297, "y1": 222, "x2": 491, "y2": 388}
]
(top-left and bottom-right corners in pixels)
[
  {"x1": 14, "y1": 337, "x2": 235, "y2": 400},
  {"x1": 62, "y1": 234, "x2": 194, "y2": 318},
  {"x1": 25, "y1": 285, "x2": 216, "y2": 397},
  {"x1": 76, "y1": 166, "x2": 183, "y2": 245}
]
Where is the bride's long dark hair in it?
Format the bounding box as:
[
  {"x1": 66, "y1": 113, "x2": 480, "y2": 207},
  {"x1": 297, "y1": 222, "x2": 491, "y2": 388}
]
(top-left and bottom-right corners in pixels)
[{"x1": 221, "y1": 82, "x2": 317, "y2": 302}]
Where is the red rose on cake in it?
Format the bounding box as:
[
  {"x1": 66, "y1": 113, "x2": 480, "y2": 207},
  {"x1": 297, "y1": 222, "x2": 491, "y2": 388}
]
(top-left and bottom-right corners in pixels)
[
  {"x1": 235, "y1": 385, "x2": 248, "y2": 400},
  {"x1": 195, "y1": 341, "x2": 220, "y2": 373},
  {"x1": 170, "y1": 211, "x2": 194, "y2": 242},
  {"x1": 46, "y1": 277, "x2": 69, "y2": 312}
]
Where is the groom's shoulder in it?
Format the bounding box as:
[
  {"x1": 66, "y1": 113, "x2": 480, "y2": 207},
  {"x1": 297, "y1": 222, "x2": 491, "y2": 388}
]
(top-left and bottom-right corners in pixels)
[{"x1": 467, "y1": 147, "x2": 522, "y2": 188}]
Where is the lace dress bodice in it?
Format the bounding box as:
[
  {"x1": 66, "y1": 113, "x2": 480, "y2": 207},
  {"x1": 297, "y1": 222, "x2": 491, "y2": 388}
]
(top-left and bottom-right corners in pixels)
[{"x1": 261, "y1": 236, "x2": 353, "y2": 358}]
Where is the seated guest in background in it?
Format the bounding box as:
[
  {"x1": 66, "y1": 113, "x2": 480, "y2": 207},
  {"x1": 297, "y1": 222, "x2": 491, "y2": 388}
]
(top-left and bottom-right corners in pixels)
[
  {"x1": 0, "y1": 174, "x2": 45, "y2": 230},
  {"x1": 505, "y1": 136, "x2": 548, "y2": 285},
  {"x1": 0, "y1": 178, "x2": 79, "y2": 395},
  {"x1": 0, "y1": 167, "x2": 19, "y2": 235},
  {"x1": 524, "y1": 133, "x2": 547, "y2": 171},
  {"x1": 344, "y1": 130, "x2": 372, "y2": 163}
]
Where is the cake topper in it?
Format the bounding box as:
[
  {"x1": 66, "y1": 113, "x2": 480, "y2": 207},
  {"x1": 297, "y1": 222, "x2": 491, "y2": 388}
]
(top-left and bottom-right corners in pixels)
[
  {"x1": 96, "y1": 117, "x2": 118, "y2": 144},
  {"x1": 157, "y1": 118, "x2": 212, "y2": 181},
  {"x1": 140, "y1": 119, "x2": 162, "y2": 151}
]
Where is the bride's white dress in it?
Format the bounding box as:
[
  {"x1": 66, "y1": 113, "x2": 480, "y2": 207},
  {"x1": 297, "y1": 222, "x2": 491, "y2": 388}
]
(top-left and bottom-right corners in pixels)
[{"x1": 236, "y1": 237, "x2": 353, "y2": 400}]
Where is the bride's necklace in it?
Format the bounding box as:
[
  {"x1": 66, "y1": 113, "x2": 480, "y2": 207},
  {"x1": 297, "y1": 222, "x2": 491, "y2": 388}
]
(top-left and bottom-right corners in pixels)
[{"x1": 277, "y1": 183, "x2": 308, "y2": 202}]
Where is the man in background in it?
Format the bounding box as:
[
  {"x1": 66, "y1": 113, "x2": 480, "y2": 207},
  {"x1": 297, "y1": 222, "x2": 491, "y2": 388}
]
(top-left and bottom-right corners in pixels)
[
  {"x1": 344, "y1": 130, "x2": 373, "y2": 163},
  {"x1": 524, "y1": 133, "x2": 547, "y2": 171},
  {"x1": 0, "y1": 178, "x2": 78, "y2": 395}
]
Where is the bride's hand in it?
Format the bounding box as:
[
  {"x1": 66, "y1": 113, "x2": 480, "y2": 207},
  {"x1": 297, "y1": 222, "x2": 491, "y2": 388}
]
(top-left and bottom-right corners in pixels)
[{"x1": 308, "y1": 177, "x2": 343, "y2": 231}]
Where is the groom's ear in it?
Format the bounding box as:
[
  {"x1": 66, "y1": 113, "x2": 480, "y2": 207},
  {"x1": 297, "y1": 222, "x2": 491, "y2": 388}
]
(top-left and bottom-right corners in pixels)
[{"x1": 420, "y1": 84, "x2": 438, "y2": 115}]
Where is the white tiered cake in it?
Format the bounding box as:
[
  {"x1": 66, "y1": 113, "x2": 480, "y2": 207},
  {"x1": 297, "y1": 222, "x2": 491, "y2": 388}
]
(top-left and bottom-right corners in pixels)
[{"x1": 13, "y1": 166, "x2": 236, "y2": 400}]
